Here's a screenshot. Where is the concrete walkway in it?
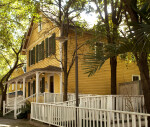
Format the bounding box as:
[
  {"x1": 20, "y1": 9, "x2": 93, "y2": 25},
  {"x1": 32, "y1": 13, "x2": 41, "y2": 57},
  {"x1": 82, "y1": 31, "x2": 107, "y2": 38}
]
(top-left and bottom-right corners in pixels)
[{"x1": 0, "y1": 118, "x2": 49, "y2": 127}]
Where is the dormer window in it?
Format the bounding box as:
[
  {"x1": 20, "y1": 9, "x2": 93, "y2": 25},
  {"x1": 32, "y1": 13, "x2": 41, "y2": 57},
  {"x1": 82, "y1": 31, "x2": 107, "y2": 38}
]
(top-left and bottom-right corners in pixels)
[{"x1": 38, "y1": 16, "x2": 42, "y2": 32}]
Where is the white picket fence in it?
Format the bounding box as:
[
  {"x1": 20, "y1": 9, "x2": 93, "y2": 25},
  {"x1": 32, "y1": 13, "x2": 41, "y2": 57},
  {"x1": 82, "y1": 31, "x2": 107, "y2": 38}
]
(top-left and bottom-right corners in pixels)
[
  {"x1": 31, "y1": 102, "x2": 150, "y2": 127},
  {"x1": 43, "y1": 92, "x2": 93, "y2": 103},
  {"x1": 80, "y1": 95, "x2": 145, "y2": 113}
]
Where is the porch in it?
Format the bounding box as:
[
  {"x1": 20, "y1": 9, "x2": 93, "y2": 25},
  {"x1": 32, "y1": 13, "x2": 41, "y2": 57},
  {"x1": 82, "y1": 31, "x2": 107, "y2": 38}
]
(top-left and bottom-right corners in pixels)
[{"x1": 3, "y1": 65, "x2": 62, "y2": 119}]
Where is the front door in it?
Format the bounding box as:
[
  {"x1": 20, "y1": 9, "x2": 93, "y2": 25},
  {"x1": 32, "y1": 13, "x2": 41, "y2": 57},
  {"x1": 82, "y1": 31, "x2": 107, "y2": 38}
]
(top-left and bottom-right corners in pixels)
[
  {"x1": 40, "y1": 77, "x2": 45, "y2": 93},
  {"x1": 50, "y1": 76, "x2": 54, "y2": 93}
]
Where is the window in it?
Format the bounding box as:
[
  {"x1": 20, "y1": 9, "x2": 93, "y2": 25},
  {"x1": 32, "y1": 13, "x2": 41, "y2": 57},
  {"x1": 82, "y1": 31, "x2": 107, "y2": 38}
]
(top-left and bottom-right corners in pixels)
[
  {"x1": 45, "y1": 33, "x2": 56, "y2": 57},
  {"x1": 20, "y1": 84, "x2": 22, "y2": 88},
  {"x1": 12, "y1": 84, "x2": 14, "y2": 90},
  {"x1": 38, "y1": 16, "x2": 42, "y2": 32},
  {"x1": 95, "y1": 42, "x2": 103, "y2": 55},
  {"x1": 28, "y1": 47, "x2": 35, "y2": 66},
  {"x1": 36, "y1": 41, "x2": 44, "y2": 62},
  {"x1": 132, "y1": 75, "x2": 140, "y2": 81}
]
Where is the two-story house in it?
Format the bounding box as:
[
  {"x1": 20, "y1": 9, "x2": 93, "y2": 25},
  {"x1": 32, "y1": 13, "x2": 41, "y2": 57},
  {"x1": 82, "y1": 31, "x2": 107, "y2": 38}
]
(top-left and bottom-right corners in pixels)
[{"x1": 6, "y1": 10, "x2": 140, "y2": 103}]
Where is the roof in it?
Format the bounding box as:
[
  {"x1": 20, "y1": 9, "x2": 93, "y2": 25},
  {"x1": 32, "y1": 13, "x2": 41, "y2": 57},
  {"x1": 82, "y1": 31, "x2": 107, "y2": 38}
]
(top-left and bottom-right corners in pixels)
[{"x1": 6, "y1": 65, "x2": 61, "y2": 84}]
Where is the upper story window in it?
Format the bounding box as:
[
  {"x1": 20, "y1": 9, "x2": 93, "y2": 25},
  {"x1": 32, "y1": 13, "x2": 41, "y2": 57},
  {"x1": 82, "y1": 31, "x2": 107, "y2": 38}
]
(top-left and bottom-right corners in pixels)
[
  {"x1": 38, "y1": 16, "x2": 42, "y2": 32},
  {"x1": 28, "y1": 47, "x2": 35, "y2": 66},
  {"x1": 45, "y1": 33, "x2": 56, "y2": 57},
  {"x1": 95, "y1": 42, "x2": 103, "y2": 55},
  {"x1": 28, "y1": 33, "x2": 56, "y2": 66},
  {"x1": 36, "y1": 41, "x2": 44, "y2": 62},
  {"x1": 132, "y1": 75, "x2": 140, "y2": 81}
]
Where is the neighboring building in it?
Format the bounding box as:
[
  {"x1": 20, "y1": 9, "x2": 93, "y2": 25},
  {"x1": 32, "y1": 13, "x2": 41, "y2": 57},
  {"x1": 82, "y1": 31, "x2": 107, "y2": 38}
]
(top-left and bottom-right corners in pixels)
[
  {"x1": 8, "y1": 68, "x2": 24, "y2": 97},
  {"x1": 6, "y1": 10, "x2": 140, "y2": 101}
]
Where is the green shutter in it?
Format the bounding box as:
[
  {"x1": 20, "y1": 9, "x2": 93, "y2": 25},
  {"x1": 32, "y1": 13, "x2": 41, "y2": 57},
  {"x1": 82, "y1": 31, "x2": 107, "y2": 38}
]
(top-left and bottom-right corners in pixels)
[
  {"x1": 52, "y1": 33, "x2": 56, "y2": 54},
  {"x1": 29, "y1": 50, "x2": 31, "y2": 66},
  {"x1": 42, "y1": 41, "x2": 44, "y2": 60},
  {"x1": 38, "y1": 44, "x2": 41, "y2": 61},
  {"x1": 49, "y1": 37, "x2": 52, "y2": 55},
  {"x1": 33, "y1": 47, "x2": 35, "y2": 64},
  {"x1": 36, "y1": 45, "x2": 38, "y2": 63},
  {"x1": 45, "y1": 38, "x2": 48, "y2": 57}
]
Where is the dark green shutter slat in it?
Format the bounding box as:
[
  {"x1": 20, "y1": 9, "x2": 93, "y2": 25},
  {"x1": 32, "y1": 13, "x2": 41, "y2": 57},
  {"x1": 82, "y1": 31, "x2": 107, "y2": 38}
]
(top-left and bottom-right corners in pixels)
[
  {"x1": 33, "y1": 47, "x2": 35, "y2": 64},
  {"x1": 36, "y1": 45, "x2": 38, "y2": 63},
  {"x1": 52, "y1": 33, "x2": 56, "y2": 54},
  {"x1": 49, "y1": 37, "x2": 52, "y2": 55},
  {"x1": 38, "y1": 44, "x2": 41, "y2": 61},
  {"x1": 45, "y1": 38, "x2": 48, "y2": 57},
  {"x1": 42, "y1": 41, "x2": 44, "y2": 60},
  {"x1": 29, "y1": 50, "x2": 31, "y2": 66}
]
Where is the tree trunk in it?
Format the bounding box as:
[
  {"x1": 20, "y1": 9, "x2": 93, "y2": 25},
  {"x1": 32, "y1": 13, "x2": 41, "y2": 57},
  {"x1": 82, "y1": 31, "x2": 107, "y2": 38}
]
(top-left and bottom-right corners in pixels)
[
  {"x1": 1, "y1": 84, "x2": 7, "y2": 111},
  {"x1": 110, "y1": 56, "x2": 117, "y2": 94},
  {"x1": 63, "y1": 40, "x2": 68, "y2": 101},
  {"x1": 137, "y1": 53, "x2": 150, "y2": 125}
]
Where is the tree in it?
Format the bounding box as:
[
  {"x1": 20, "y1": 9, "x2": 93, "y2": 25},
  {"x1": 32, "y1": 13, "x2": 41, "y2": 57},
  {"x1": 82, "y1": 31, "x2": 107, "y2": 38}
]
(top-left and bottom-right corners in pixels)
[
  {"x1": 40, "y1": 0, "x2": 87, "y2": 101},
  {"x1": 84, "y1": 0, "x2": 150, "y2": 124},
  {"x1": 84, "y1": 0, "x2": 123, "y2": 94},
  {"x1": 0, "y1": 0, "x2": 37, "y2": 110}
]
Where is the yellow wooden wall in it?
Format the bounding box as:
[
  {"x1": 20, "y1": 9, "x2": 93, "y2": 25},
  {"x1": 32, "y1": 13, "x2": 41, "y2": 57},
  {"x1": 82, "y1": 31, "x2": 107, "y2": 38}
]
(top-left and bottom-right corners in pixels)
[{"x1": 66, "y1": 32, "x2": 140, "y2": 95}]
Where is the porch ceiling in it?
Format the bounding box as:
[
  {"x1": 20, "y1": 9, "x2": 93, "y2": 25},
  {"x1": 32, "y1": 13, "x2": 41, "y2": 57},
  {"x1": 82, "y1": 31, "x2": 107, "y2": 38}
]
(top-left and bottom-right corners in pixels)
[{"x1": 6, "y1": 65, "x2": 62, "y2": 84}]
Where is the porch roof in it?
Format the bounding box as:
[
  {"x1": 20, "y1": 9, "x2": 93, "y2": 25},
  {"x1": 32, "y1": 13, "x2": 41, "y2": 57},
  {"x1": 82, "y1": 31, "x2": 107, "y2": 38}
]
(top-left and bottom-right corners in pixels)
[{"x1": 6, "y1": 65, "x2": 62, "y2": 84}]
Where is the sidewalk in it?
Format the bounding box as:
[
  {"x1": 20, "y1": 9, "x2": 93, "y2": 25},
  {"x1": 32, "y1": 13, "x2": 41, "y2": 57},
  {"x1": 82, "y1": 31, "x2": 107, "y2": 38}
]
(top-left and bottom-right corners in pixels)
[{"x1": 0, "y1": 118, "x2": 49, "y2": 127}]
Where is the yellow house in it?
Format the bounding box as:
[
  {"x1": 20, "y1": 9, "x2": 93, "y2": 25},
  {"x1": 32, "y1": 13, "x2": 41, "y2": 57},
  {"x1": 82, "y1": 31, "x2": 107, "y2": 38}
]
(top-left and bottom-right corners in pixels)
[{"x1": 5, "y1": 11, "x2": 140, "y2": 102}]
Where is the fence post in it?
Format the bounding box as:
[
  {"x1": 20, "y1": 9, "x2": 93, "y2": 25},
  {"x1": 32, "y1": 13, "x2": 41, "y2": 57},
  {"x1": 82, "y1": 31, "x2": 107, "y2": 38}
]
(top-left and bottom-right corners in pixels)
[
  {"x1": 3, "y1": 101, "x2": 5, "y2": 116},
  {"x1": 44, "y1": 92, "x2": 45, "y2": 103},
  {"x1": 132, "y1": 114, "x2": 136, "y2": 127},
  {"x1": 14, "y1": 97, "x2": 17, "y2": 119},
  {"x1": 107, "y1": 95, "x2": 113, "y2": 110}
]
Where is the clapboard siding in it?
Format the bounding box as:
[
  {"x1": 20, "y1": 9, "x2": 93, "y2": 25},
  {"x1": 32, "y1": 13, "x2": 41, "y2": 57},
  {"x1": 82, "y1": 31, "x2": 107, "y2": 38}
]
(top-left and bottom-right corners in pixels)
[{"x1": 66, "y1": 32, "x2": 140, "y2": 95}]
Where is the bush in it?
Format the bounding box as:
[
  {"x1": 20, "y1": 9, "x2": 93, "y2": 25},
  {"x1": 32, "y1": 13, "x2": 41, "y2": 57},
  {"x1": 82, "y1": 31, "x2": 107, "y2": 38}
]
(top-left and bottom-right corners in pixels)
[{"x1": 17, "y1": 100, "x2": 31, "y2": 119}]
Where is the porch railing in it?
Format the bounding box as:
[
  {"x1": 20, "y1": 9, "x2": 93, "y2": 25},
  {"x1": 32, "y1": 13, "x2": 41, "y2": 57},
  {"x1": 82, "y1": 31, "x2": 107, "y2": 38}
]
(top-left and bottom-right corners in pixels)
[
  {"x1": 31, "y1": 102, "x2": 150, "y2": 127},
  {"x1": 80, "y1": 95, "x2": 145, "y2": 113},
  {"x1": 44, "y1": 93, "x2": 63, "y2": 103}
]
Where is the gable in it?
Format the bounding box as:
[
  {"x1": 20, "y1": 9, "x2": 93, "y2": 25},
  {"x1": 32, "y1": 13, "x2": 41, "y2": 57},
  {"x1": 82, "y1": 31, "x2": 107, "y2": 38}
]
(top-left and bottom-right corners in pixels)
[{"x1": 22, "y1": 11, "x2": 59, "y2": 54}]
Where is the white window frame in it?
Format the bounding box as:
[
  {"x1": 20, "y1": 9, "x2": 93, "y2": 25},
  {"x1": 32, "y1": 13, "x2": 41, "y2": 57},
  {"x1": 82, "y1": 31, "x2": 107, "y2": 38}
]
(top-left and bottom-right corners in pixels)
[
  {"x1": 132, "y1": 75, "x2": 140, "y2": 81},
  {"x1": 38, "y1": 15, "x2": 42, "y2": 32},
  {"x1": 12, "y1": 84, "x2": 14, "y2": 90}
]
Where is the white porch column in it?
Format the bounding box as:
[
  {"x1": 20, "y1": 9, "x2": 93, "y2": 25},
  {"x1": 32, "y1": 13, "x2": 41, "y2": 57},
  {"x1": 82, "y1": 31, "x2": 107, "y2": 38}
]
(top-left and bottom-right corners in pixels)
[
  {"x1": 15, "y1": 81, "x2": 18, "y2": 98},
  {"x1": 7, "y1": 83, "x2": 9, "y2": 104},
  {"x1": 36, "y1": 72, "x2": 40, "y2": 102},
  {"x1": 60, "y1": 73, "x2": 63, "y2": 94},
  {"x1": 23, "y1": 78, "x2": 26, "y2": 99}
]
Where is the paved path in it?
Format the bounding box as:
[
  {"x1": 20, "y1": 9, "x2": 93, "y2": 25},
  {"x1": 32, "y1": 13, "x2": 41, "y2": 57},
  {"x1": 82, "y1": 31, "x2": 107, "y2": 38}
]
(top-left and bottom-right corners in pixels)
[{"x1": 0, "y1": 118, "x2": 49, "y2": 127}]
